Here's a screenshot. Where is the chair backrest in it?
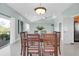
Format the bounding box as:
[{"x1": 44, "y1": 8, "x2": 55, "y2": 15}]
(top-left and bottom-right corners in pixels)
[
  {"x1": 26, "y1": 34, "x2": 41, "y2": 56},
  {"x1": 27, "y1": 34, "x2": 40, "y2": 41},
  {"x1": 43, "y1": 33, "x2": 58, "y2": 56},
  {"x1": 43, "y1": 33, "x2": 57, "y2": 47}
]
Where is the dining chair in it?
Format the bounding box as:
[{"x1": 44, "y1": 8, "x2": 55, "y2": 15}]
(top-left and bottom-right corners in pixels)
[
  {"x1": 27, "y1": 34, "x2": 40, "y2": 56},
  {"x1": 52, "y1": 32, "x2": 61, "y2": 55},
  {"x1": 42, "y1": 33, "x2": 58, "y2": 56},
  {"x1": 20, "y1": 32, "x2": 28, "y2": 56}
]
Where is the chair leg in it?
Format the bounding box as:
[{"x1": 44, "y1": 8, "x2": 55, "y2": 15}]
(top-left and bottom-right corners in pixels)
[
  {"x1": 50, "y1": 53, "x2": 53, "y2": 55},
  {"x1": 30, "y1": 53, "x2": 32, "y2": 56},
  {"x1": 23, "y1": 42, "x2": 26, "y2": 56},
  {"x1": 21, "y1": 46, "x2": 22, "y2": 55},
  {"x1": 59, "y1": 47, "x2": 61, "y2": 55},
  {"x1": 54, "y1": 47, "x2": 58, "y2": 56}
]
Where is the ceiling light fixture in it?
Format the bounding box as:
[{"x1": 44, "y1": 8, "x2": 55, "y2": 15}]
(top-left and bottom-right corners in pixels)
[{"x1": 34, "y1": 4, "x2": 46, "y2": 15}]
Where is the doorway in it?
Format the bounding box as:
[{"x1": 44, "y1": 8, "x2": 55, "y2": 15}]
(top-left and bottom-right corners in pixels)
[{"x1": 74, "y1": 16, "x2": 79, "y2": 42}]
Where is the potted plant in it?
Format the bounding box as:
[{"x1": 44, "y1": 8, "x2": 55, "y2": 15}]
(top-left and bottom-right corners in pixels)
[
  {"x1": 36, "y1": 26, "x2": 44, "y2": 31},
  {"x1": 36, "y1": 25, "x2": 44, "y2": 34}
]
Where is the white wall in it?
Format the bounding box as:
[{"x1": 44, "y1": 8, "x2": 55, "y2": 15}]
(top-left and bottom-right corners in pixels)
[
  {"x1": 10, "y1": 19, "x2": 16, "y2": 44},
  {"x1": 63, "y1": 16, "x2": 74, "y2": 44},
  {"x1": 10, "y1": 18, "x2": 19, "y2": 44},
  {"x1": 29, "y1": 23, "x2": 53, "y2": 33},
  {"x1": 23, "y1": 23, "x2": 30, "y2": 32},
  {"x1": 54, "y1": 14, "x2": 63, "y2": 41},
  {"x1": 55, "y1": 15, "x2": 74, "y2": 44},
  {"x1": 52, "y1": 14, "x2": 74, "y2": 44}
]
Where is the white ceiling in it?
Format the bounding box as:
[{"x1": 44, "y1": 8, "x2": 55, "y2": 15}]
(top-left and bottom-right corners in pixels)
[
  {"x1": 7, "y1": 3, "x2": 72, "y2": 22},
  {"x1": 63, "y1": 3, "x2": 79, "y2": 17}
]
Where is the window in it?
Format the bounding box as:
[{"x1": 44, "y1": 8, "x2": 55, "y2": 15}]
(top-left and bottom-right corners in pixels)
[{"x1": 0, "y1": 18, "x2": 10, "y2": 48}]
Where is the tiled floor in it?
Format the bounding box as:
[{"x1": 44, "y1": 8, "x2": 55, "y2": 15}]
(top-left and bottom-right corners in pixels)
[
  {"x1": 61, "y1": 43, "x2": 79, "y2": 56},
  {"x1": 1, "y1": 40, "x2": 79, "y2": 56},
  {"x1": 0, "y1": 45, "x2": 10, "y2": 56}
]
